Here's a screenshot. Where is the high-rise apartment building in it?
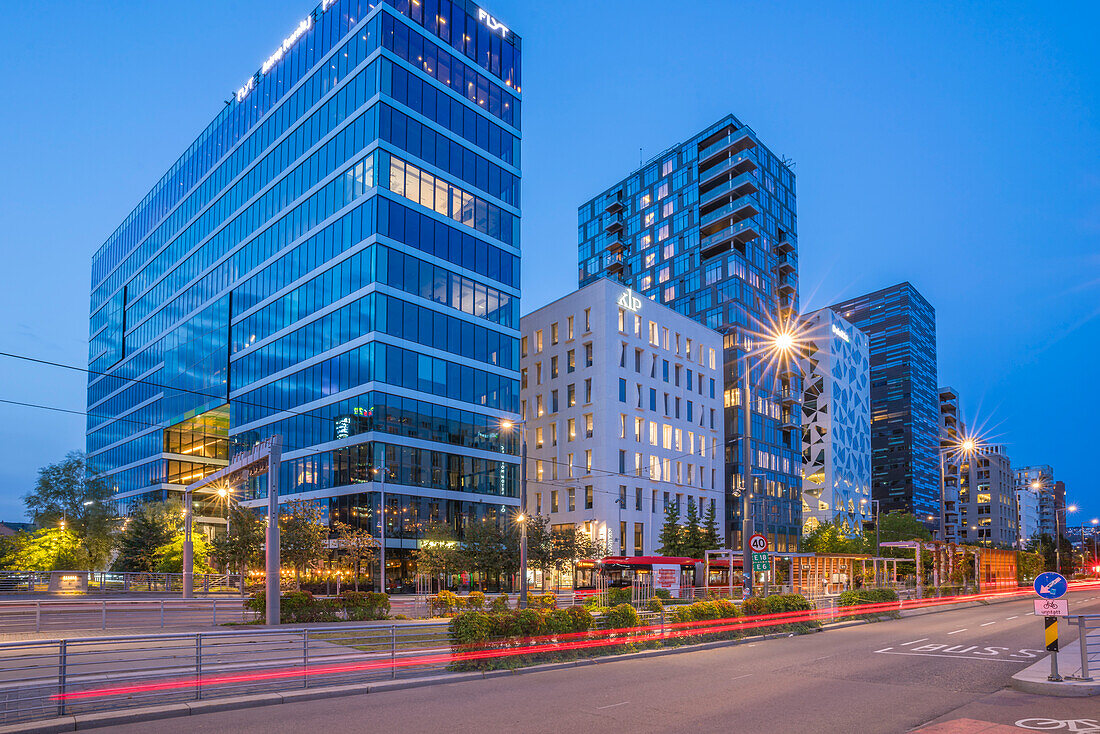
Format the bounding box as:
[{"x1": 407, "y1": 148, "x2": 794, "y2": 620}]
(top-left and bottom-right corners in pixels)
[
  {"x1": 1015, "y1": 466, "x2": 1055, "y2": 540},
  {"x1": 519, "y1": 279, "x2": 725, "y2": 556},
  {"x1": 799, "y1": 309, "x2": 871, "y2": 535},
  {"x1": 578, "y1": 115, "x2": 801, "y2": 551},
  {"x1": 937, "y1": 387, "x2": 964, "y2": 543},
  {"x1": 939, "y1": 387, "x2": 1016, "y2": 547},
  {"x1": 86, "y1": 0, "x2": 523, "y2": 588},
  {"x1": 829, "y1": 283, "x2": 938, "y2": 519}
]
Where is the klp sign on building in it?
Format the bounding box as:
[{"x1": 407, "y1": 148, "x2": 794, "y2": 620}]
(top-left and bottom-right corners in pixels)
[{"x1": 652, "y1": 564, "x2": 681, "y2": 595}]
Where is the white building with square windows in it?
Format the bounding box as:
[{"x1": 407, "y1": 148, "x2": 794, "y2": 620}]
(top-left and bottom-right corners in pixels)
[{"x1": 519, "y1": 278, "x2": 725, "y2": 556}]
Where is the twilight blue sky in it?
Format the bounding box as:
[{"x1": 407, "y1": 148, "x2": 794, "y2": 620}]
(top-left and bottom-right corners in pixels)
[{"x1": 0, "y1": 1, "x2": 1096, "y2": 524}]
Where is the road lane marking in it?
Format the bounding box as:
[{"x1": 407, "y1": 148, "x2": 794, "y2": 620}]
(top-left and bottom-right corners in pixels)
[
  {"x1": 596, "y1": 701, "x2": 631, "y2": 710},
  {"x1": 728, "y1": 674, "x2": 753, "y2": 681},
  {"x1": 981, "y1": 622, "x2": 997, "y2": 626},
  {"x1": 900, "y1": 638, "x2": 928, "y2": 646},
  {"x1": 874, "y1": 650, "x2": 1022, "y2": 663},
  {"x1": 947, "y1": 629, "x2": 967, "y2": 634},
  {"x1": 1006, "y1": 616, "x2": 1018, "y2": 620}
]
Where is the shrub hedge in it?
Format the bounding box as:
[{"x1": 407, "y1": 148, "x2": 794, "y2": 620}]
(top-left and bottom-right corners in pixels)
[
  {"x1": 836, "y1": 588, "x2": 899, "y2": 621},
  {"x1": 247, "y1": 590, "x2": 390, "y2": 624},
  {"x1": 447, "y1": 593, "x2": 816, "y2": 670}
]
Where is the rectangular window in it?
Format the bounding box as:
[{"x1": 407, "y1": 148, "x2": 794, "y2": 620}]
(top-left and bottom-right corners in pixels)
[
  {"x1": 584, "y1": 413, "x2": 594, "y2": 438},
  {"x1": 567, "y1": 315, "x2": 574, "y2": 340},
  {"x1": 568, "y1": 487, "x2": 576, "y2": 512},
  {"x1": 584, "y1": 449, "x2": 592, "y2": 472},
  {"x1": 635, "y1": 487, "x2": 643, "y2": 511},
  {"x1": 618, "y1": 308, "x2": 626, "y2": 333},
  {"x1": 535, "y1": 330, "x2": 543, "y2": 352},
  {"x1": 585, "y1": 485, "x2": 593, "y2": 510},
  {"x1": 567, "y1": 418, "x2": 576, "y2": 441},
  {"x1": 551, "y1": 490, "x2": 559, "y2": 513},
  {"x1": 584, "y1": 378, "x2": 592, "y2": 403},
  {"x1": 584, "y1": 343, "x2": 593, "y2": 367},
  {"x1": 584, "y1": 308, "x2": 591, "y2": 332},
  {"x1": 634, "y1": 523, "x2": 643, "y2": 556},
  {"x1": 568, "y1": 383, "x2": 576, "y2": 406},
  {"x1": 567, "y1": 350, "x2": 575, "y2": 373},
  {"x1": 550, "y1": 322, "x2": 559, "y2": 345},
  {"x1": 619, "y1": 378, "x2": 627, "y2": 402},
  {"x1": 550, "y1": 355, "x2": 558, "y2": 379},
  {"x1": 551, "y1": 390, "x2": 559, "y2": 413}
]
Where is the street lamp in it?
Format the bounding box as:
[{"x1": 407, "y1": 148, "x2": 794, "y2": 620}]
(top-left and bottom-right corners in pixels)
[
  {"x1": 374, "y1": 461, "x2": 388, "y2": 594},
  {"x1": 733, "y1": 321, "x2": 802, "y2": 599},
  {"x1": 1053, "y1": 503, "x2": 1078, "y2": 575},
  {"x1": 861, "y1": 497, "x2": 881, "y2": 558},
  {"x1": 500, "y1": 419, "x2": 528, "y2": 609}
]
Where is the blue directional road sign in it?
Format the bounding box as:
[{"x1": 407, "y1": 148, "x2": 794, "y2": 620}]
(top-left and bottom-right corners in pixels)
[{"x1": 1034, "y1": 571, "x2": 1067, "y2": 599}]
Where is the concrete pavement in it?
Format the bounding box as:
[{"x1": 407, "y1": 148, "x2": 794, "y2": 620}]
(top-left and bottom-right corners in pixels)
[{"x1": 83, "y1": 588, "x2": 1100, "y2": 734}]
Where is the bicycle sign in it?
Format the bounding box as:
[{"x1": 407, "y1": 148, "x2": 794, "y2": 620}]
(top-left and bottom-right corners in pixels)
[
  {"x1": 749, "y1": 534, "x2": 768, "y2": 553},
  {"x1": 1015, "y1": 718, "x2": 1100, "y2": 732}
]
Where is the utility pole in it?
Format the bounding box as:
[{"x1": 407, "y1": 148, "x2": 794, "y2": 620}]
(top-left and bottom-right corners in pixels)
[
  {"x1": 519, "y1": 427, "x2": 528, "y2": 609},
  {"x1": 377, "y1": 455, "x2": 387, "y2": 595}
]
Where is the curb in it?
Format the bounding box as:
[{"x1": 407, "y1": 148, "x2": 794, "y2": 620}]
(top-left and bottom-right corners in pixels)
[
  {"x1": 0, "y1": 594, "x2": 1035, "y2": 732},
  {"x1": 1009, "y1": 640, "x2": 1100, "y2": 698}
]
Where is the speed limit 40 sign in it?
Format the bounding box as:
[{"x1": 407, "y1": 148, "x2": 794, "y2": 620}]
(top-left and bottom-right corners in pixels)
[{"x1": 749, "y1": 534, "x2": 768, "y2": 553}]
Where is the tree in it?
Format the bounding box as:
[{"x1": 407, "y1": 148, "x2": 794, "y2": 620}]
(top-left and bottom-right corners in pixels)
[
  {"x1": 802, "y1": 519, "x2": 861, "y2": 554},
  {"x1": 525, "y1": 515, "x2": 555, "y2": 591},
  {"x1": 657, "y1": 500, "x2": 682, "y2": 556},
  {"x1": 701, "y1": 502, "x2": 721, "y2": 553},
  {"x1": 211, "y1": 505, "x2": 266, "y2": 593},
  {"x1": 23, "y1": 452, "x2": 117, "y2": 569},
  {"x1": 462, "y1": 518, "x2": 519, "y2": 589},
  {"x1": 416, "y1": 522, "x2": 462, "y2": 589},
  {"x1": 112, "y1": 501, "x2": 180, "y2": 572},
  {"x1": 332, "y1": 520, "x2": 378, "y2": 591},
  {"x1": 154, "y1": 533, "x2": 213, "y2": 573},
  {"x1": 279, "y1": 500, "x2": 328, "y2": 589},
  {"x1": 680, "y1": 497, "x2": 704, "y2": 558},
  {"x1": 0, "y1": 528, "x2": 82, "y2": 571}
]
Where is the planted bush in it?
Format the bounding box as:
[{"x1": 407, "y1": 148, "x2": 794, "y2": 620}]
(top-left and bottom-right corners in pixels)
[
  {"x1": 490, "y1": 594, "x2": 510, "y2": 613},
  {"x1": 837, "y1": 588, "x2": 899, "y2": 621},
  {"x1": 246, "y1": 590, "x2": 390, "y2": 624}
]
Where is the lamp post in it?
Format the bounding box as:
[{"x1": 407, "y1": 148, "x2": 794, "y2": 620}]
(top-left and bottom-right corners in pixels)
[
  {"x1": 1053, "y1": 503, "x2": 1078, "y2": 575},
  {"x1": 734, "y1": 323, "x2": 799, "y2": 599},
  {"x1": 501, "y1": 419, "x2": 528, "y2": 609},
  {"x1": 375, "y1": 459, "x2": 387, "y2": 594},
  {"x1": 861, "y1": 498, "x2": 881, "y2": 582}
]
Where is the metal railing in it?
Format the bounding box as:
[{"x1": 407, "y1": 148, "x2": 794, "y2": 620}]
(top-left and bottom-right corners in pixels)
[
  {"x1": 0, "y1": 571, "x2": 246, "y2": 594},
  {"x1": 0, "y1": 622, "x2": 451, "y2": 725},
  {"x1": 0, "y1": 599, "x2": 255, "y2": 634},
  {"x1": 1066, "y1": 614, "x2": 1099, "y2": 681}
]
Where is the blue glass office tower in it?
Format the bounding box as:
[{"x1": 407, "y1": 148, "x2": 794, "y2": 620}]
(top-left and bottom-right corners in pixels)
[
  {"x1": 829, "y1": 283, "x2": 939, "y2": 519},
  {"x1": 579, "y1": 115, "x2": 802, "y2": 552},
  {"x1": 86, "y1": 0, "x2": 522, "y2": 588}
]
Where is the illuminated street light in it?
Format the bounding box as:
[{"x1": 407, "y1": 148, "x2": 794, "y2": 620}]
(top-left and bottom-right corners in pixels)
[{"x1": 500, "y1": 418, "x2": 528, "y2": 609}]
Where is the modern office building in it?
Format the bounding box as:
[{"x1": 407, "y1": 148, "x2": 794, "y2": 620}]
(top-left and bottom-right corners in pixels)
[
  {"x1": 798, "y1": 308, "x2": 871, "y2": 535},
  {"x1": 519, "y1": 278, "x2": 725, "y2": 556},
  {"x1": 829, "y1": 283, "x2": 939, "y2": 520},
  {"x1": 86, "y1": 0, "x2": 523, "y2": 588},
  {"x1": 578, "y1": 115, "x2": 802, "y2": 551},
  {"x1": 1015, "y1": 466, "x2": 1055, "y2": 540}
]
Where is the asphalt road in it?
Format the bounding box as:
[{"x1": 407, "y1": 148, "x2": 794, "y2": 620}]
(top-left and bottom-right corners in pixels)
[{"x1": 102, "y1": 588, "x2": 1100, "y2": 734}]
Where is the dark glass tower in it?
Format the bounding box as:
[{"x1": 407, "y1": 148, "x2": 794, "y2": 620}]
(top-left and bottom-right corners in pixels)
[
  {"x1": 86, "y1": 0, "x2": 522, "y2": 588},
  {"x1": 578, "y1": 115, "x2": 801, "y2": 552},
  {"x1": 829, "y1": 283, "x2": 939, "y2": 519}
]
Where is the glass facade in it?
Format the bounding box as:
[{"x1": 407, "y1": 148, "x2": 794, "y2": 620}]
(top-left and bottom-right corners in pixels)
[
  {"x1": 829, "y1": 282, "x2": 939, "y2": 519},
  {"x1": 86, "y1": 0, "x2": 521, "y2": 586},
  {"x1": 577, "y1": 115, "x2": 802, "y2": 552}
]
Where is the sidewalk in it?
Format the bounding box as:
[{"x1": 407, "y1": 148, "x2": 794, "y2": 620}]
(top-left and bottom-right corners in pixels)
[{"x1": 1010, "y1": 640, "x2": 1100, "y2": 697}]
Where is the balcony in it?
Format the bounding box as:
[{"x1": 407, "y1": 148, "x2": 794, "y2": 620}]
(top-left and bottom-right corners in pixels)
[
  {"x1": 698, "y1": 219, "x2": 759, "y2": 259},
  {"x1": 604, "y1": 251, "x2": 624, "y2": 273},
  {"x1": 774, "y1": 251, "x2": 796, "y2": 275},
  {"x1": 780, "y1": 410, "x2": 798, "y2": 430},
  {"x1": 780, "y1": 386, "x2": 799, "y2": 407},
  {"x1": 699, "y1": 194, "x2": 759, "y2": 230},
  {"x1": 604, "y1": 198, "x2": 623, "y2": 214},
  {"x1": 697, "y1": 128, "x2": 755, "y2": 167},
  {"x1": 605, "y1": 237, "x2": 626, "y2": 253},
  {"x1": 603, "y1": 215, "x2": 623, "y2": 234},
  {"x1": 774, "y1": 235, "x2": 795, "y2": 254},
  {"x1": 699, "y1": 171, "x2": 758, "y2": 208},
  {"x1": 778, "y1": 276, "x2": 796, "y2": 297},
  {"x1": 698, "y1": 149, "x2": 758, "y2": 187}
]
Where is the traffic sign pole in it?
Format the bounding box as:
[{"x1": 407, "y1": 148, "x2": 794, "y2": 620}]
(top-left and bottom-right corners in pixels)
[{"x1": 1045, "y1": 616, "x2": 1061, "y2": 681}]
